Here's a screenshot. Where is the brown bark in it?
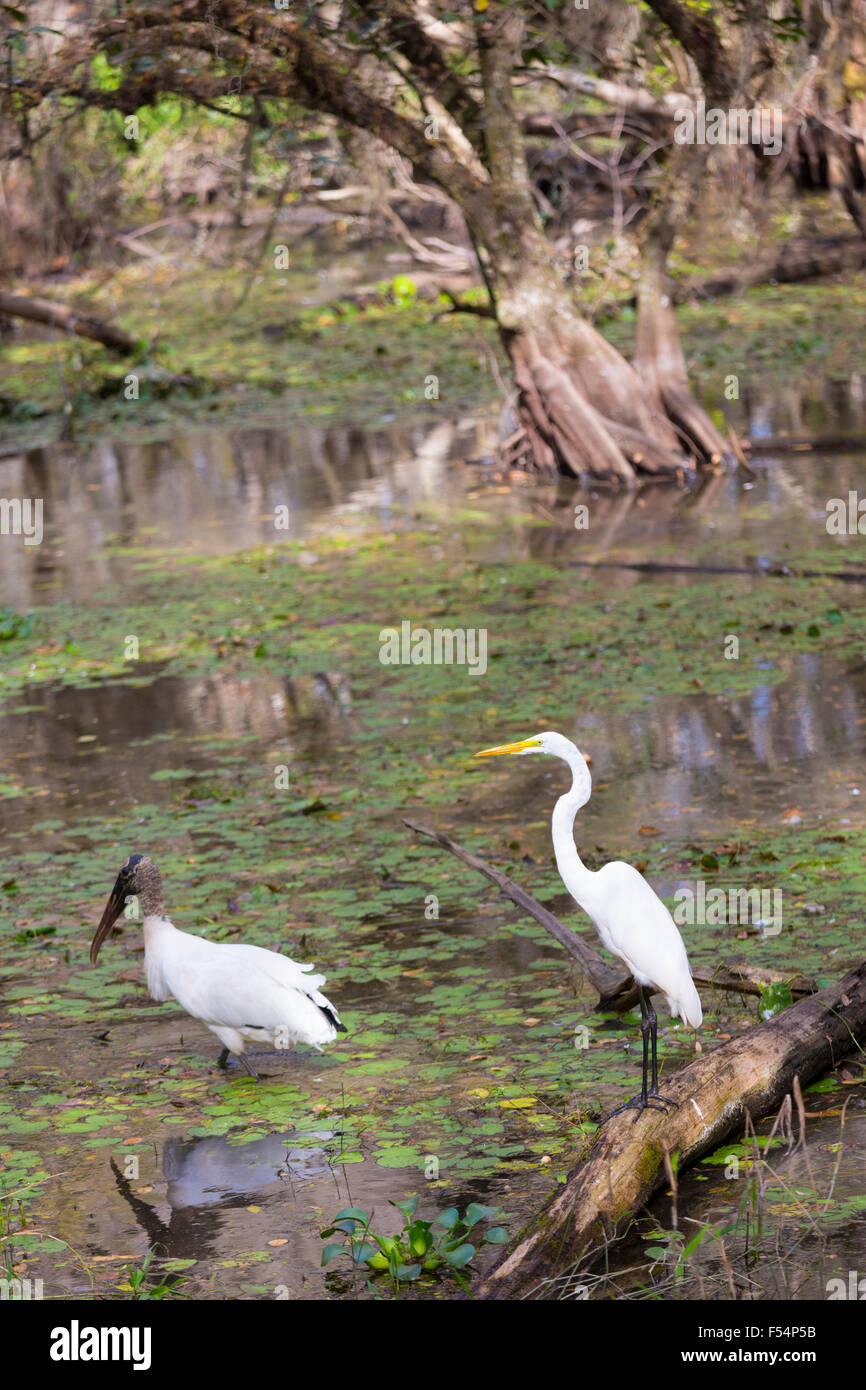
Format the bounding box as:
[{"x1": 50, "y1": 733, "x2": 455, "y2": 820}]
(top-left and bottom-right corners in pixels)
[
  {"x1": 458, "y1": 4, "x2": 719, "y2": 482},
  {"x1": 457, "y1": 27, "x2": 685, "y2": 481},
  {"x1": 462, "y1": 148, "x2": 721, "y2": 479},
  {"x1": 474, "y1": 960, "x2": 866, "y2": 1300},
  {"x1": 0, "y1": 291, "x2": 136, "y2": 354},
  {"x1": 643, "y1": 0, "x2": 737, "y2": 108},
  {"x1": 368, "y1": 0, "x2": 485, "y2": 149},
  {"x1": 636, "y1": 148, "x2": 732, "y2": 466}
]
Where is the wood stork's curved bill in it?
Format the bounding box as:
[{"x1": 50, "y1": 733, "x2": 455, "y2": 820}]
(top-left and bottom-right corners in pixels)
[
  {"x1": 91, "y1": 854, "x2": 143, "y2": 963},
  {"x1": 474, "y1": 738, "x2": 542, "y2": 757}
]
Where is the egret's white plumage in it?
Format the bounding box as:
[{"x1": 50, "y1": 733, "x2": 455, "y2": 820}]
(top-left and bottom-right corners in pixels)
[
  {"x1": 475, "y1": 731, "x2": 701, "y2": 1114},
  {"x1": 92, "y1": 855, "x2": 345, "y2": 1076}
]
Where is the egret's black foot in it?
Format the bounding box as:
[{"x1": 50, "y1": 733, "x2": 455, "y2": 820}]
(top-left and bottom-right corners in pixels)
[
  {"x1": 648, "y1": 1090, "x2": 679, "y2": 1110},
  {"x1": 602, "y1": 1092, "x2": 679, "y2": 1124},
  {"x1": 216, "y1": 1048, "x2": 230, "y2": 1071}
]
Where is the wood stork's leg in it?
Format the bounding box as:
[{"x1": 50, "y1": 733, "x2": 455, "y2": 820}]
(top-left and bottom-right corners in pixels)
[
  {"x1": 216, "y1": 1047, "x2": 260, "y2": 1080},
  {"x1": 238, "y1": 1053, "x2": 261, "y2": 1080}
]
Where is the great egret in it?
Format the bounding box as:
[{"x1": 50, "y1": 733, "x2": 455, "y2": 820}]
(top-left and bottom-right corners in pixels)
[
  {"x1": 91, "y1": 854, "x2": 346, "y2": 1078},
  {"x1": 474, "y1": 732, "x2": 702, "y2": 1117}
]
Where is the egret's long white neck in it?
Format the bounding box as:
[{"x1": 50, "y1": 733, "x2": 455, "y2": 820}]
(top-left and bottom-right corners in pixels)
[{"x1": 550, "y1": 745, "x2": 598, "y2": 912}]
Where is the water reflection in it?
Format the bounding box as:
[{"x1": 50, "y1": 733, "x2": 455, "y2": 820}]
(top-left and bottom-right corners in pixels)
[
  {"x1": 5, "y1": 380, "x2": 866, "y2": 611},
  {"x1": 101, "y1": 1127, "x2": 413, "y2": 1298},
  {"x1": 522, "y1": 452, "x2": 866, "y2": 571},
  {"x1": 2, "y1": 646, "x2": 865, "y2": 844},
  {"x1": 0, "y1": 669, "x2": 357, "y2": 832},
  {"x1": 0, "y1": 415, "x2": 494, "y2": 609},
  {"x1": 574, "y1": 651, "x2": 866, "y2": 838},
  {"x1": 161, "y1": 1131, "x2": 333, "y2": 1206}
]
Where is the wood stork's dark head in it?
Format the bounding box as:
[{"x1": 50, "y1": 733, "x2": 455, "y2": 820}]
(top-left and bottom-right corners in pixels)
[{"x1": 90, "y1": 854, "x2": 158, "y2": 963}]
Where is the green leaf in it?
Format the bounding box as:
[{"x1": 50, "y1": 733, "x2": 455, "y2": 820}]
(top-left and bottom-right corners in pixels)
[
  {"x1": 408, "y1": 1227, "x2": 433, "y2": 1257},
  {"x1": 321, "y1": 1243, "x2": 345, "y2": 1266},
  {"x1": 442, "y1": 1243, "x2": 476, "y2": 1268},
  {"x1": 759, "y1": 981, "x2": 794, "y2": 1019},
  {"x1": 389, "y1": 1195, "x2": 419, "y2": 1217},
  {"x1": 333, "y1": 1207, "x2": 370, "y2": 1223},
  {"x1": 350, "y1": 1241, "x2": 378, "y2": 1264},
  {"x1": 463, "y1": 1203, "x2": 499, "y2": 1229},
  {"x1": 432, "y1": 1206, "x2": 460, "y2": 1230},
  {"x1": 484, "y1": 1227, "x2": 509, "y2": 1244}
]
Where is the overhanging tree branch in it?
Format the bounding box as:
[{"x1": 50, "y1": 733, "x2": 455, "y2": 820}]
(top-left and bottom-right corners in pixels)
[
  {"x1": 368, "y1": 0, "x2": 485, "y2": 147},
  {"x1": 644, "y1": 0, "x2": 737, "y2": 106}
]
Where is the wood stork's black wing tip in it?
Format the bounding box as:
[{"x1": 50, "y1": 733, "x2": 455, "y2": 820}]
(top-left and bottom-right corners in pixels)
[{"x1": 318, "y1": 1003, "x2": 346, "y2": 1033}]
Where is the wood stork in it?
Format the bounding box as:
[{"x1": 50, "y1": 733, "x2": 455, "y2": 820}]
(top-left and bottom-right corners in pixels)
[
  {"x1": 91, "y1": 854, "x2": 346, "y2": 1079},
  {"x1": 475, "y1": 732, "x2": 702, "y2": 1118}
]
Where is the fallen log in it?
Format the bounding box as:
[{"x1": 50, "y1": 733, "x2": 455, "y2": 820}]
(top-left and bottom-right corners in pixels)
[
  {"x1": 566, "y1": 557, "x2": 866, "y2": 584},
  {"x1": 473, "y1": 959, "x2": 866, "y2": 1300},
  {"x1": 674, "y1": 234, "x2": 866, "y2": 302},
  {"x1": 0, "y1": 291, "x2": 137, "y2": 355},
  {"x1": 693, "y1": 961, "x2": 816, "y2": 1000}
]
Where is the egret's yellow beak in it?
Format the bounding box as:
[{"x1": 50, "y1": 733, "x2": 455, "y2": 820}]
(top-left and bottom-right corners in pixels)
[{"x1": 474, "y1": 737, "x2": 541, "y2": 757}]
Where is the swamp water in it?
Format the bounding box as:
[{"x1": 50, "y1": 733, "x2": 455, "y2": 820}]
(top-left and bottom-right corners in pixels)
[{"x1": 1, "y1": 403, "x2": 865, "y2": 1299}]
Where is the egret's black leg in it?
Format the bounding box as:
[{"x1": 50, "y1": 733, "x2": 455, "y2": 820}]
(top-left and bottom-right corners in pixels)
[
  {"x1": 238, "y1": 1053, "x2": 261, "y2": 1081},
  {"x1": 601, "y1": 985, "x2": 678, "y2": 1122},
  {"x1": 646, "y1": 999, "x2": 679, "y2": 1110},
  {"x1": 639, "y1": 985, "x2": 651, "y2": 1103},
  {"x1": 217, "y1": 1047, "x2": 230, "y2": 1070}
]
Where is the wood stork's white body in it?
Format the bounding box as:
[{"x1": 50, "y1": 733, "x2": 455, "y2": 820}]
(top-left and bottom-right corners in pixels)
[
  {"x1": 91, "y1": 855, "x2": 344, "y2": 1075},
  {"x1": 143, "y1": 914, "x2": 343, "y2": 1056}
]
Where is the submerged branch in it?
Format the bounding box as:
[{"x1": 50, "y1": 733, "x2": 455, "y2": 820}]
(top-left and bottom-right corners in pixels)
[
  {"x1": 0, "y1": 292, "x2": 137, "y2": 355},
  {"x1": 402, "y1": 817, "x2": 633, "y2": 1007}
]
